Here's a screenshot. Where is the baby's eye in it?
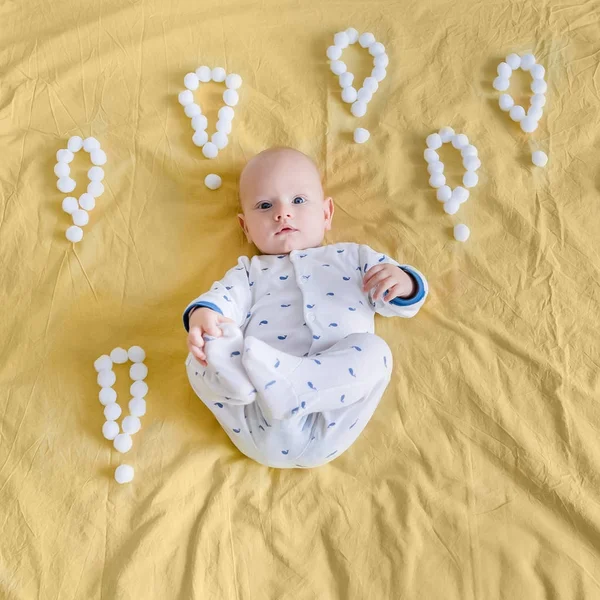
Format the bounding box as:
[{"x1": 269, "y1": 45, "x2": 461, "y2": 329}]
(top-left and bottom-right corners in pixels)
[
  {"x1": 259, "y1": 202, "x2": 272, "y2": 210},
  {"x1": 292, "y1": 196, "x2": 306, "y2": 204}
]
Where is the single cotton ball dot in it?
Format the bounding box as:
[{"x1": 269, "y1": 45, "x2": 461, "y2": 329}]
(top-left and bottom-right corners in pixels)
[
  {"x1": 359, "y1": 32, "x2": 376, "y2": 48},
  {"x1": 424, "y1": 149, "x2": 439, "y2": 163},
  {"x1": 426, "y1": 133, "x2": 442, "y2": 150},
  {"x1": 461, "y1": 144, "x2": 478, "y2": 158},
  {"x1": 339, "y1": 72, "x2": 354, "y2": 88},
  {"x1": 531, "y1": 93, "x2": 546, "y2": 108},
  {"x1": 184, "y1": 72, "x2": 199, "y2": 90},
  {"x1": 114, "y1": 433, "x2": 133, "y2": 454},
  {"x1": 202, "y1": 142, "x2": 218, "y2": 159},
  {"x1": 463, "y1": 171, "x2": 479, "y2": 188},
  {"x1": 493, "y1": 76, "x2": 510, "y2": 91},
  {"x1": 104, "y1": 402, "x2": 122, "y2": 421},
  {"x1": 356, "y1": 87, "x2": 373, "y2": 103},
  {"x1": 218, "y1": 106, "x2": 235, "y2": 121},
  {"x1": 130, "y1": 380, "x2": 148, "y2": 398},
  {"x1": 345, "y1": 27, "x2": 359, "y2": 44},
  {"x1": 99, "y1": 387, "x2": 117, "y2": 406},
  {"x1": 363, "y1": 76, "x2": 378, "y2": 93},
  {"x1": 436, "y1": 185, "x2": 452, "y2": 202},
  {"x1": 130, "y1": 362, "x2": 148, "y2": 381},
  {"x1": 451, "y1": 134, "x2": 469, "y2": 149},
  {"x1": 374, "y1": 53, "x2": 389, "y2": 68},
  {"x1": 326, "y1": 45, "x2": 343, "y2": 60},
  {"x1": 223, "y1": 89, "x2": 239, "y2": 107},
  {"x1": 192, "y1": 131, "x2": 209, "y2": 147},
  {"x1": 83, "y1": 137, "x2": 100, "y2": 152},
  {"x1": 56, "y1": 149, "x2": 74, "y2": 163},
  {"x1": 341, "y1": 86, "x2": 358, "y2": 103},
  {"x1": 191, "y1": 114, "x2": 208, "y2": 131},
  {"x1": 463, "y1": 156, "x2": 482, "y2": 171},
  {"x1": 225, "y1": 73, "x2": 242, "y2": 90},
  {"x1": 452, "y1": 186, "x2": 470, "y2": 204},
  {"x1": 528, "y1": 106, "x2": 543, "y2": 121},
  {"x1": 506, "y1": 53, "x2": 521, "y2": 69},
  {"x1": 520, "y1": 53, "x2": 536, "y2": 70},
  {"x1": 531, "y1": 79, "x2": 547, "y2": 94},
  {"x1": 62, "y1": 196, "x2": 79, "y2": 214},
  {"x1": 530, "y1": 64, "x2": 545, "y2": 80},
  {"x1": 88, "y1": 166, "x2": 105, "y2": 181},
  {"x1": 178, "y1": 90, "x2": 194, "y2": 106},
  {"x1": 216, "y1": 119, "x2": 232, "y2": 134},
  {"x1": 97, "y1": 369, "x2": 117, "y2": 388},
  {"x1": 129, "y1": 397, "x2": 147, "y2": 417},
  {"x1": 438, "y1": 126, "x2": 455, "y2": 143},
  {"x1": 90, "y1": 149, "x2": 107, "y2": 166},
  {"x1": 87, "y1": 181, "x2": 104, "y2": 197},
  {"x1": 520, "y1": 116, "x2": 538, "y2": 133},
  {"x1": 127, "y1": 346, "x2": 146, "y2": 363},
  {"x1": 184, "y1": 103, "x2": 201, "y2": 118},
  {"x1": 333, "y1": 31, "x2": 350, "y2": 48},
  {"x1": 94, "y1": 355, "x2": 113, "y2": 372},
  {"x1": 72, "y1": 209, "x2": 89, "y2": 227},
  {"x1": 532, "y1": 150, "x2": 548, "y2": 167},
  {"x1": 454, "y1": 224, "x2": 470, "y2": 242},
  {"x1": 429, "y1": 173, "x2": 446, "y2": 188},
  {"x1": 371, "y1": 66, "x2": 387, "y2": 82},
  {"x1": 102, "y1": 421, "x2": 119, "y2": 440},
  {"x1": 110, "y1": 347, "x2": 128, "y2": 364},
  {"x1": 211, "y1": 67, "x2": 226, "y2": 82},
  {"x1": 115, "y1": 464, "x2": 134, "y2": 484},
  {"x1": 369, "y1": 42, "x2": 385, "y2": 57},
  {"x1": 351, "y1": 100, "x2": 367, "y2": 117},
  {"x1": 65, "y1": 225, "x2": 83, "y2": 243},
  {"x1": 497, "y1": 62, "x2": 512, "y2": 78},
  {"x1": 330, "y1": 60, "x2": 347, "y2": 75},
  {"x1": 54, "y1": 162, "x2": 70, "y2": 177},
  {"x1": 196, "y1": 65, "x2": 212, "y2": 82},
  {"x1": 78, "y1": 193, "x2": 96, "y2": 211},
  {"x1": 211, "y1": 132, "x2": 229, "y2": 150},
  {"x1": 427, "y1": 161, "x2": 444, "y2": 174},
  {"x1": 353, "y1": 128, "x2": 370, "y2": 144},
  {"x1": 499, "y1": 93, "x2": 514, "y2": 111},
  {"x1": 57, "y1": 177, "x2": 76, "y2": 193},
  {"x1": 443, "y1": 200, "x2": 460, "y2": 215},
  {"x1": 205, "y1": 174, "x2": 222, "y2": 190},
  {"x1": 122, "y1": 416, "x2": 142, "y2": 435},
  {"x1": 67, "y1": 136, "x2": 83, "y2": 152},
  {"x1": 509, "y1": 105, "x2": 526, "y2": 122}
]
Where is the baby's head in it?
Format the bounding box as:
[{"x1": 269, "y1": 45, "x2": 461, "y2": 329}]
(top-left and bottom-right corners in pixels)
[{"x1": 237, "y1": 147, "x2": 334, "y2": 255}]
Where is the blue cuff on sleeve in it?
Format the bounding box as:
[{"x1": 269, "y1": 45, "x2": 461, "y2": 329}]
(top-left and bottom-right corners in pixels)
[
  {"x1": 183, "y1": 301, "x2": 224, "y2": 331},
  {"x1": 387, "y1": 266, "x2": 426, "y2": 307}
]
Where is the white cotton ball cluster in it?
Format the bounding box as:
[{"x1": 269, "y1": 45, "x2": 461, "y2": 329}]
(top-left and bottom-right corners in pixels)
[
  {"x1": 94, "y1": 355, "x2": 113, "y2": 372},
  {"x1": 193, "y1": 131, "x2": 209, "y2": 147},
  {"x1": 454, "y1": 224, "x2": 470, "y2": 242},
  {"x1": 83, "y1": 137, "x2": 100, "y2": 152},
  {"x1": 497, "y1": 62, "x2": 512, "y2": 78},
  {"x1": 72, "y1": 209, "x2": 89, "y2": 227},
  {"x1": 371, "y1": 66, "x2": 387, "y2": 82},
  {"x1": 509, "y1": 105, "x2": 526, "y2": 122},
  {"x1": 461, "y1": 144, "x2": 478, "y2": 158},
  {"x1": 429, "y1": 173, "x2": 446, "y2": 188},
  {"x1": 67, "y1": 136, "x2": 83, "y2": 152},
  {"x1": 438, "y1": 126, "x2": 455, "y2": 143},
  {"x1": 424, "y1": 148, "x2": 439, "y2": 163},
  {"x1": 339, "y1": 72, "x2": 354, "y2": 88},
  {"x1": 223, "y1": 89, "x2": 239, "y2": 107},
  {"x1": 98, "y1": 369, "x2": 117, "y2": 388},
  {"x1": 345, "y1": 27, "x2": 359, "y2": 44},
  {"x1": 110, "y1": 347, "x2": 129, "y2": 364},
  {"x1": 122, "y1": 416, "x2": 141, "y2": 435},
  {"x1": 87, "y1": 181, "x2": 104, "y2": 197},
  {"x1": 530, "y1": 64, "x2": 545, "y2": 80},
  {"x1": 463, "y1": 171, "x2": 479, "y2": 188},
  {"x1": 225, "y1": 73, "x2": 242, "y2": 89},
  {"x1": 102, "y1": 421, "x2": 119, "y2": 440},
  {"x1": 185, "y1": 103, "x2": 201, "y2": 118},
  {"x1": 62, "y1": 197, "x2": 79, "y2": 215},
  {"x1": 57, "y1": 149, "x2": 74, "y2": 163},
  {"x1": 78, "y1": 193, "x2": 95, "y2": 211},
  {"x1": 520, "y1": 117, "x2": 538, "y2": 133},
  {"x1": 128, "y1": 346, "x2": 146, "y2": 363},
  {"x1": 205, "y1": 174, "x2": 222, "y2": 190},
  {"x1": 451, "y1": 134, "x2": 469, "y2": 149},
  {"x1": 330, "y1": 60, "x2": 347, "y2": 75},
  {"x1": 427, "y1": 161, "x2": 444, "y2": 174},
  {"x1": 506, "y1": 53, "x2": 521, "y2": 69},
  {"x1": 130, "y1": 362, "x2": 148, "y2": 381},
  {"x1": 196, "y1": 65, "x2": 212, "y2": 82},
  {"x1": 211, "y1": 132, "x2": 228, "y2": 149},
  {"x1": 184, "y1": 72, "x2": 199, "y2": 91},
  {"x1": 54, "y1": 162, "x2": 70, "y2": 177},
  {"x1": 114, "y1": 433, "x2": 133, "y2": 453},
  {"x1": 493, "y1": 76, "x2": 510, "y2": 91},
  {"x1": 178, "y1": 90, "x2": 194, "y2": 106},
  {"x1": 104, "y1": 402, "x2": 122, "y2": 421},
  {"x1": 333, "y1": 31, "x2": 350, "y2": 48},
  {"x1": 342, "y1": 87, "x2": 358, "y2": 103},
  {"x1": 130, "y1": 380, "x2": 148, "y2": 397},
  {"x1": 65, "y1": 225, "x2": 83, "y2": 243},
  {"x1": 531, "y1": 79, "x2": 547, "y2": 94},
  {"x1": 88, "y1": 167, "x2": 105, "y2": 181},
  {"x1": 359, "y1": 32, "x2": 375, "y2": 48},
  {"x1": 443, "y1": 201, "x2": 460, "y2": 215},
  {"x1": 351, "y1": 101, "x2": 367, "y2": 117},
  {"x1": 99, "y1": 387, "x2": 117, "y2": 406},
  {"x1": 520, "y1": 53, "x2": 536, "y2": 70},
  {"x1": 115, "y1": 464, "x2": 134, "y2": 484},
  {"x1": 452, "y1": 186, "x2": 469, "y2": 204},
  {"x1": 202, "y1": 142, "x2": 218, "y2": 159},
  {"x1": 499, "y1": 94, "x2": 514, "y2": 111},
  {"x1": 436, "y1": 185, "x2": 452, "y2": 202},
  {"x1": 327, "y1": 45, "x2": 342, "y2": 60},
  {"x1": 426, "y1": 133, "x2": 442, "y2": 150},
  {"x1": 357, "y1": 88, "x2": 372, "y2": 103},
  {"x1": 91, "y1": 149, "x2": 107, "y2": 166},
  {"x1": 57, "y1": 177, "x2": 76, "y2": 193},
  {"x1": 463, "y1": 156, "x2": 481, "y2": 171},
  {"x1": 212, "y1": 67, "x2": 226, "y2": 82},
  {"x1": 532, "y1": 150, "x2": 548, "y2": 167},
  {"x1": 129, "y1": 398, "x2": 147, "y2": 417},
  {"x1": 353, "y1": 128, "x2": 370, "y2": 144},
  {"x1": 369, "y1": 42, "x2": 385, "y2": 56}
]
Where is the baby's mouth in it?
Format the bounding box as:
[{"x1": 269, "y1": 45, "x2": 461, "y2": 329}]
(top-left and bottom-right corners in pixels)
[{"x1": 276, "y1": 226, "x2": 298, "y2": 235}]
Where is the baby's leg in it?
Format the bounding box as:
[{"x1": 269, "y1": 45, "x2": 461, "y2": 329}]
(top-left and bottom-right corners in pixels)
[{"x1": 242, "y1": 333, "x2": 393, "y2": 420}]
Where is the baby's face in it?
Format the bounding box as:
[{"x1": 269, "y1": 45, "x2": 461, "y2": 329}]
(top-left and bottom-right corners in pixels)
[{"x1": 238, "y1": 149, "x2": 334, "y2": 255}]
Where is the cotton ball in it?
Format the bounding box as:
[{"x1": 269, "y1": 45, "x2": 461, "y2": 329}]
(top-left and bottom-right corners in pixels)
[
  {"x1": 184, "y1": 72, "x2": 199, "y2": 90},
  {"x1": 225, "y1": 73, "x2": 242, "y2": 90},
  {"x1": 88, "y1": 166, "x2": 105, "y2": 181},
  {"x1": 130, "y1": 362, "x2": 148, "y2": 381},
  {"x1": 218, "y1": 106, "x2": 235, "y2": 121},
  {"x1": 497, "y1": 62, "x2": 512, "y2": 78},
  {"x1": 65, "y1": 226, "x2": 83, "y2": 243},
  {"x1": 211, "y1": 132, "x2": 229, "y2": 150},
  {"x1": 223, "y1": 89, "x2": 239, "y2": 107},
  {"x1": 78, "y1": 193, "x2": 95, "y2": 212},
  {"x1": 371, "y1": 66, "x2": 387, "y2": 82},
  {"x1": 205, "y1": 174, "x2": 222, "y2": 190},
  {"x1": 62, "y1": 196, "x2": 79, "y2": 215},
  {"x1": 67, "y1": 136, "x2": 83, "y2": 152},
  {"x1": 330, "y1": 60, "x2": 347, "y2": 75},
  {"x1": 369, "y1": 42, "x2": 385, "y2": 56},
  {"x1": 110, "y1": 347, "x2": 128, "y2": 364},
  {"x1": 451, "y1": 134, "x2": 469, "y2": 149},
  {"x1": 341, "y1": 87, "x2": 358, "y2": 103},
  {"x1": 83, "y1": 137, "x2": 100, "y2": 152},
  {"x1": 528, "y1": 106, "x2": 543, "y2": 121},
  {"x1": 350, "y1": 100, "x2": 367, "y2": 117},
  {"x1": 122, "y1": 416, "x2": 142, "y2": 435},
  {"x1": 363, "y1": 77, "x2": 378, "y2": 93},
  {"x1": 438, "y1": 126, "x2": 455, "y2": 143},
  {"x1": 97, "y1": 369, "x2": 117, "y2": 388},
  {"x1": 90, "y1": 149, "x2": 107, "y2": 166},
  {"x1": 339, "y1": 72, "x2": 354, "y2": 88},
  {"x1": 461, "y1": 144, "x2": 478, "y2": 158},
  {"x1": 463, "y1": 171, "x2": 479, "y2": 188},
  {"x1": 532, "y1": 150, "x2": 548, "y2": 167},
  {"x1": 130, "y1": 380, "x2": 148, "y2": 398},
  {"x1": 211, "y1": 67, "x2": 226, "y2": 82},
  {"x1": 87, "y1": 181, "x2": 104, "y2": 198},
  {"x1": 530, "y1": 64, "x2": 545, "y2": 80},
  {"x1": 72, "y1": 209, "x2": 89, "y2": 227},
  {"x1": 531, "y1": 94, "x2": 546, "y2": 108},
  {"x1": 192, "y1": 131, "x2": 209, "y2": 147},
  {"x1": 56, "y1": 149, "x2": 74, "y2": 163},
  {"x1": 427, "y1": 161, "x2": 444, "y2": 174},
  {"x1": 178, "y1": 90, "x2": 194, "y2": 106},
  {"x1": 463, "y1": 156, "x2": 481, "y2": 172},
  {"x1": 492, "y1": 76, "x2": 510, "y2": 91},
  {"x1": 443, "y1": 200, "x2": 460, "y2": 215},
  {"x1": 113, "y1": 433, "x2": 133, "y2": 454},
  {"x1": 94, "y1": 354, "x2": 113, "y2": 372},
  {"x1": 424, "y1": 149, "x2": 439, "y2": 163},
  {"x1": 57, "y1": 177, "x2": 76, "y2": 193},
  {"x1": 345, "y1": 27, "x2": 359, "y2": 44},
  {"x1": 104, "y1": 402, "x2": 122, "y2": 421},
  {"x1": 102, "y1": 421, "x2": 119, "y2": 440},
  {"x1": 356, "y1": 88, "x2": 373, "y2": 103},
  {"x1": 454, "y1": 224, "x2": 470, "y2": 242},
  {"x1": 115, "y1": 464, "x2": 134, "y2": 484},
  {"x1": 127, "y1": 346, "x2": 146, "y2": 363},
  {"x1": 520, "y1": 117, "x2": 538, "y2": 133},
  {"x1": 359, "y1": 32, "x2": 376, "y2": 48},
  {"x1": 129, "y1": 397, "x2": 147, "y2": 417},
  {"x1": 216, "y1": 119, "x2": 232, "y2": 134},
  {"x1": 99, "y1": 387, "x2": 117, "y2": 406},
  {"x1": 531, "y1": 79, "x2": 547, "y2": 94},
  {"x1": 436, "y1": 185, "x2": 452, "y2": 203},
  {"x1": 196, "y1": 65, "x2": 212, "y2": 82},
  {"x1": 54, "y1": 162, "x2": 70, "y2": 177},
  {"x1": 202, "y1": 142, "x2": 218, "y2": 159},
  {"x1": 353, "y1": 128, "x2": 370, "y2": 144},
  {"x1": 506, "y1": 53, "x2": 521, "y2": 69},
  {"x1": 374, "y1": 53, "x2": 389, "y2": 68},
  {"x1": 184, "y1": 103, "x2": 201, "y2": 118},
  {"x1": 426, "y1": 133, "x2": 442, "y2": 150},
  {"x1": 520, "y1": 53, "x2": 536, "y2": 70},
  {"x1": 429, "y1": 173, "x2": 446, "y2": 188},
  {"x1": 333, "y1": 31, "x2": 350, "y2": 48},
  {"x1": 498, "y1": 93, "x2": 514, "y2": 111},
  {"x1": 509, "y1": 105, "x2": 526, "y2": 122},
  {"x1": 326, "y1": 45, "x2": 342, "y2": 60},
  {"x1": 451, "y1": 186, "x2": 469, "y2": 204}
]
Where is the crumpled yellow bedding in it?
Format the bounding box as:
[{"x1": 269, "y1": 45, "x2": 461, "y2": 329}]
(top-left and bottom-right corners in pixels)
[{"x1": 2, "y1": 0, "x2": 600, "y2": 597}]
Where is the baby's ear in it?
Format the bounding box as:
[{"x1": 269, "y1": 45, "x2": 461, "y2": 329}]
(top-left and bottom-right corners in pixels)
[
  {"x1": 237, "y1": 213, "x2": 252, "y2": 243},
  {"x1": 323, "y1": 197, "x2": 334, "y2": 231}
]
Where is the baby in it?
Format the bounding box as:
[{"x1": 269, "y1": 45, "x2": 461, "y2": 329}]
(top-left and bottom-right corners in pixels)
[{"x1": 183, "y1": 147, "x2": 428, "y2": 468}]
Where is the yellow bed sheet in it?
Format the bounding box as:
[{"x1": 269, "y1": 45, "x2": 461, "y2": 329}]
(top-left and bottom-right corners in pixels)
[{"x1": 2, "y1": 0, "x2": 600, "y2": 597}]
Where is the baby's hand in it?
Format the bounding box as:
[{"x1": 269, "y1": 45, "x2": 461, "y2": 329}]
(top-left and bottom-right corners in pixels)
[
  {"x1": 187, "y1": 308, "x2": 234, "y2": 366},
  {"x1": 363, "y1": 264, "x2": 415, "y2": 302}
]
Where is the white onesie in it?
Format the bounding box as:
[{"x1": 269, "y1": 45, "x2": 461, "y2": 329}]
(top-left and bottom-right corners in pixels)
[{"x1": 183, "y1": 242, "x2": 428, "y2": 468}]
